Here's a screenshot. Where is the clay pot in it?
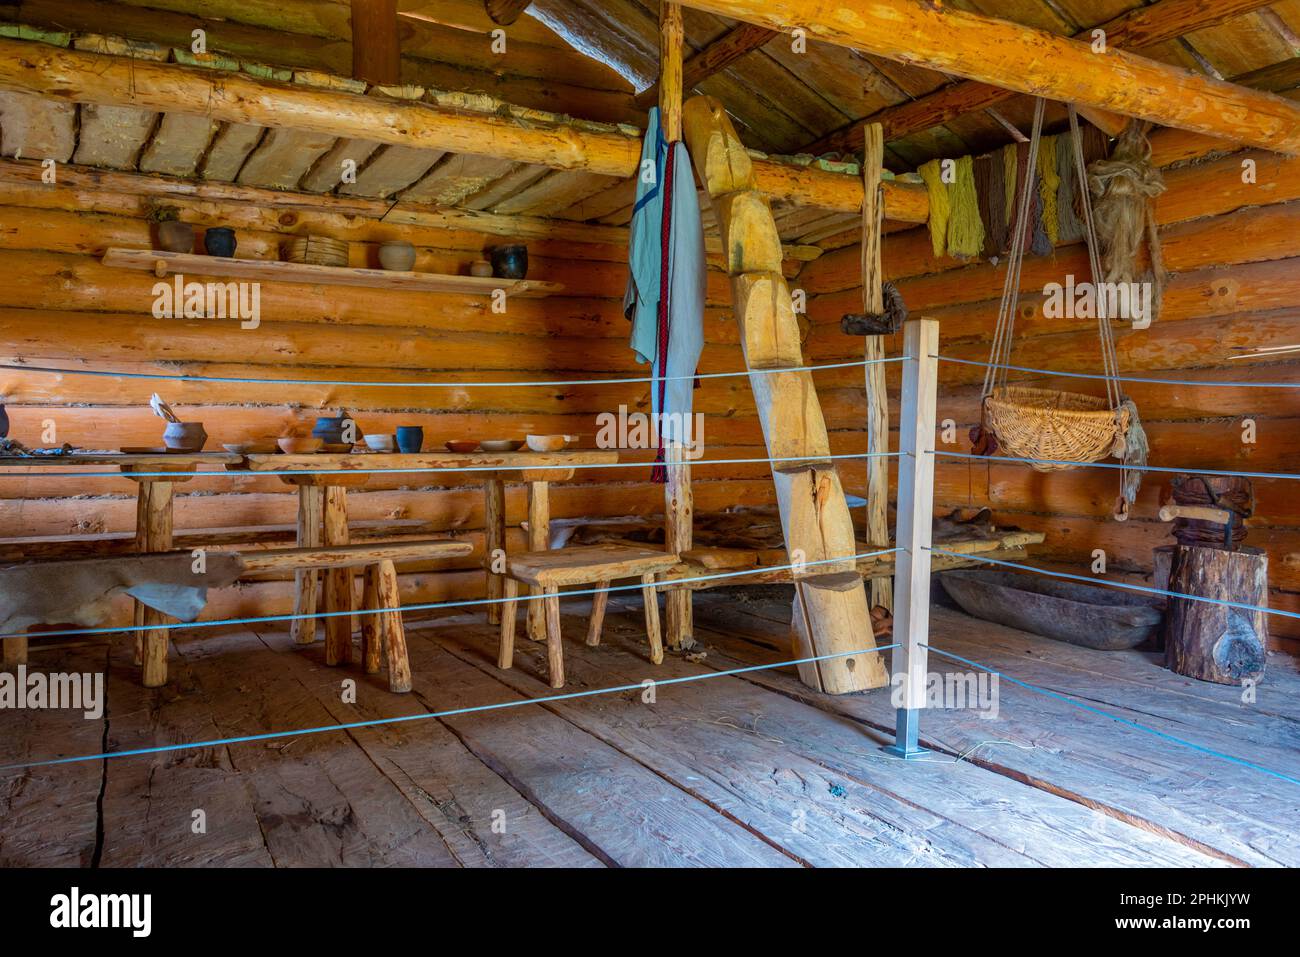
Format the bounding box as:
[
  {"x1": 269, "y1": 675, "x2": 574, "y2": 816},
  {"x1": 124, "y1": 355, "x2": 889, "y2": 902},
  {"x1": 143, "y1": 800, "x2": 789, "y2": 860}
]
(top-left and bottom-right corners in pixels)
[
  {"x1": 204, "y1": 227, "x2": 237, "y2": 257},
  {"x1": 378, "y1": 241, "x2": 416, "y2": 271},
  {"x1": 157, "y1": 220, "x2": 195, "y2": 253},
  {"x1": 277, "y1": 437, "x2": 323, "y2": 454},
  {"x1": 489, "y1": 244, "x2": 528, "y2": 279},
  {"x1": 470, "y1": 259, "x2": 493, "y2": 278},
  {"x1": 395, "y1": 426, "x2": 424, "y2": 453},
  {"x1": 163, "y1": 421, "x2": 207, "y2": 452}
]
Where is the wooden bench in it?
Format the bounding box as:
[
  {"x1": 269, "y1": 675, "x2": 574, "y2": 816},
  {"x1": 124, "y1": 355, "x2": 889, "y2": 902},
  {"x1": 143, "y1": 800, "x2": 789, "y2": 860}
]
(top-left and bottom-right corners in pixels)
[
  {"x1": 1, "y1": 538, "x2": 472, "y2": 693},
  {"x1": 498, "y1": 544, "x2": 680, "y2": 688}
]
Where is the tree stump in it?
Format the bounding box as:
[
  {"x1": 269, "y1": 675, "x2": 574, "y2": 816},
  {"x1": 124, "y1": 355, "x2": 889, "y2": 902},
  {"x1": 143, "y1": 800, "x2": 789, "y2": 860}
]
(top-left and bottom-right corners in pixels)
[{"x1": 1165, "y1": 544, "x2": 1267, "y2": 685}]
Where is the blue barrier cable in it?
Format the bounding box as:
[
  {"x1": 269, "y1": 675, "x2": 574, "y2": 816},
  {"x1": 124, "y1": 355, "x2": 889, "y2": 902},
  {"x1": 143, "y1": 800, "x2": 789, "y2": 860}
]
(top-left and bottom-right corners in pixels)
[
  {"x1": 0, "y1": 547, "x2": 901, "y2": 642},
  {"x1": 0, "y1": 449, "x2": 901, "y2": 482},
  {"x1": 926, "y1": 546, "x2": 1300, "y2": 622},
  {"x1": 931, "y1": 448, "x2": 1300, "y2": 482},
  {"x1": 0, "y1": 643, "x2": 900, "y2": 773},
  {"x1": 0, "y1": 356, "x2": 902, "y2": 389},
  {"x1": 921, "y1": 644, "x2": 1300, "y2": 788},
  {"x1": 933, "y1": 354, "x2": 1300, "y2": 390}
]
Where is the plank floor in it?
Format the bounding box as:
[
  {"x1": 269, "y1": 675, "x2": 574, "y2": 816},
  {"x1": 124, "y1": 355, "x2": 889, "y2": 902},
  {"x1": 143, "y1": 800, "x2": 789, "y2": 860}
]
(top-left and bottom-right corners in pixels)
[{"x1": 1, "y1": 588, "x2": 1296, "y2": 867}]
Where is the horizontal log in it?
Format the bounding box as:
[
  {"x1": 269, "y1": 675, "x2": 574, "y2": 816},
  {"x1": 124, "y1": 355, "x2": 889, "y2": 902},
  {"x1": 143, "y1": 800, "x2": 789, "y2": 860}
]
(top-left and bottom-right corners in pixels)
[
  {"x1": 234, "y1": 538, "x2": 472, "y2": 571},
  {"x1": 681, "y1": 0, "x2": 1300, "y2": 153},
  {"x1": 0, "y1": 39, "x2": 927, "y2": 221}
]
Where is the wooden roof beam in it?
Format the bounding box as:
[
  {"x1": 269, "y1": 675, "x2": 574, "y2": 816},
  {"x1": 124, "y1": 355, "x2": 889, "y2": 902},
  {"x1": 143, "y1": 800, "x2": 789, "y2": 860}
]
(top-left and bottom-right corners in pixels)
[
  {"x1": 634, "y1": 21, "x2": 778, "y2": 109},
  {"x1": 0, "y1": 37, "x2": 927, "y2": 221},
  {"x1": 780, "y1": 0, "x2": 1289, "y2": 157}
]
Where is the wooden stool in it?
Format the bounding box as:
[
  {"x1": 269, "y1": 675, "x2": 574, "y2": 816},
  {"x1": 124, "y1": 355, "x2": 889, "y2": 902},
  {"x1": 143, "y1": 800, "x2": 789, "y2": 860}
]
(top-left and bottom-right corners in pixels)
[{"x1": 497, "y1": 545, "x2": 680, "y2": 688}]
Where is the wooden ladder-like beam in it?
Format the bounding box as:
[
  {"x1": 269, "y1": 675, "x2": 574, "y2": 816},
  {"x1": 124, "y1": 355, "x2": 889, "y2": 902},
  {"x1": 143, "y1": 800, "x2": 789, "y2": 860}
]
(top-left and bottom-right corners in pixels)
[{"x1": 682, "y1": 94, "x2": 888, "y2": 695}]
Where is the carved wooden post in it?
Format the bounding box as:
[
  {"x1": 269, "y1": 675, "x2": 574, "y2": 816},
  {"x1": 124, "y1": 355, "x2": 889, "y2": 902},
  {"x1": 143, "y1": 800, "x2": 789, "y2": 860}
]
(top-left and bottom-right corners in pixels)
[
  {"x1": 888, "y1": 318, "x2": 938, "y2": 758},
  {"x1": 861, "y1": 121, "x2": 892, "y2": 612},
  {"x1": 660, "y1": 1, "x2": 694, "y2": 650}
]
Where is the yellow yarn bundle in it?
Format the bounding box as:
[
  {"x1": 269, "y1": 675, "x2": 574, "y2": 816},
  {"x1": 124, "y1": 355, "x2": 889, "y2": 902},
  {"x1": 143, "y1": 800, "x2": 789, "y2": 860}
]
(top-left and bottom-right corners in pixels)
[
  {"x1": 1038, "y1": 134, "x2": 1061, "y2": 246},
  {"x1": 947, "y1": 155, "x2": 985, "y2": 259},
  {"x1": 918, "y1": 159, "x2": 951, "y2": 258}
]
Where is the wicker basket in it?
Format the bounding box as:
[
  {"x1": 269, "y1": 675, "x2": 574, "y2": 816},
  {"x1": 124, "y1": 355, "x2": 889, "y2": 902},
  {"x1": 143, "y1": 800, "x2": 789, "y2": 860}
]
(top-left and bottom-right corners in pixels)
[
  {"x1": 984, "y1": 386, "x2": 1128, "y2": 472},
  {"x1": 282, "y1": 235, "x2": 349, "y2": 267}
]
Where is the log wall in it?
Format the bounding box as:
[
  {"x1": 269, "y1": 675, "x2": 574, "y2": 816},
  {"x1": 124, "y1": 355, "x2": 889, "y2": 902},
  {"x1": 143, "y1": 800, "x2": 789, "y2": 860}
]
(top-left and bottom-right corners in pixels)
[
  {"x1": 798, "y1": 136, "x2": 1300, "y2": 653},
  {"x1": 0, "y1": 163, "x2": 820, "y2": 628}
]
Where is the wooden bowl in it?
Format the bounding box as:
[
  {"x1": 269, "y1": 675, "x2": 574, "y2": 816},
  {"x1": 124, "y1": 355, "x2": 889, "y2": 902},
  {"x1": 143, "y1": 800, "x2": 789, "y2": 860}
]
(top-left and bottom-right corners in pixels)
[
  {"x1": 445, "y1": 440, "x2": 479, "y2": 453},
  {"x1": 223, "y1": 440, "x2": 278, "y2": 455},
  {"x1": 480, "y1": 439, "x2": 524, "y2": 452},
  {"x1": 277, "y1": 437, "x2": 324, "y2": 454},
  {"x1": 525, "y1": 434, "x2": 577, "y2": 453},
  {"x1": 364, "y1": 434, "x2": 396, "y2": 452}
]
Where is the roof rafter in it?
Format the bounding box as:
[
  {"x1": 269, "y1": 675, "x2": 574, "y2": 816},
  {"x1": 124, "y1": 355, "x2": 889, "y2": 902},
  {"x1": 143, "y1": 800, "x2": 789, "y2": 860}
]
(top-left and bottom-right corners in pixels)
[
  {"x1": 634, "y1": 21, "x2": 777, "y2": 109},
  {"x1": 769, "y1": 0, "x2": 1289, "y2": 155}
]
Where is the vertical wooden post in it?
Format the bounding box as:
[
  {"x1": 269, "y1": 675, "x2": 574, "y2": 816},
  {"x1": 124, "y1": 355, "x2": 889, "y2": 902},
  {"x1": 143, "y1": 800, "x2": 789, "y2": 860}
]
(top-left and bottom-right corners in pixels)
[
  {"x1": 887, "y1": 318, "x2": 938, "y2": 758},
  {"x1": 861, "y1": 122, "x2": 892, "y2": 612},
  {"x1": 525, "y1": 480, "x2": 549, "y2": 641},
  {"x1": 484, "y1": 475, "x2": 505, "y2": 625},
  {"x1": 660, "y1": 1, "x2": 693, "y2": 650},
  {"x1": 350, "y1": 0, "x2": 401, "y2": 86},
  {"x1": 136, "y1": 478, "x2": 174, "y2": 688},
  {"x1": 323, "y1": 484, "x2": 354, "y2": 666},
  {"x1": 292, "y1": 483, "x2": 324, "y2": 644}
]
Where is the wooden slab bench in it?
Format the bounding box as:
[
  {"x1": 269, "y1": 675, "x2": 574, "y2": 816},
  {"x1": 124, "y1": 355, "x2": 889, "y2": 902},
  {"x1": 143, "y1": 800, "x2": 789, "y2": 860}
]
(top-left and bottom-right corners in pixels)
[{"x1": 1, "y1": 538, "x2": 472, "y2": 692}]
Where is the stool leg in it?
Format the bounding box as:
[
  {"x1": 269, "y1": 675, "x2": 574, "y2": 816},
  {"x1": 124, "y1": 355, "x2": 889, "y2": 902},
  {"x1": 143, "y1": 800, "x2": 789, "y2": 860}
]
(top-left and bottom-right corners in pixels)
[
  {"x1": 2, "y1": 633, "x2": 28, "y2": 668},
  {"x1": 361, "y1": 564, "x2": 382, "y2": 675},
  {"x1": 641, "y1": 573, "x2": 663, "y2": 665},
  {"x1": 543, "y1": 586, "x2": 564, "y2": 689},
  {"x1": 498, "y1": 578, "x2": 519, "y2": 670},
  {"x1": 586, "y1": 580, "x2": 610, "y2": 646},
  {"x1": 375, "y1": 559, "x2": 410, "y2": 693}
]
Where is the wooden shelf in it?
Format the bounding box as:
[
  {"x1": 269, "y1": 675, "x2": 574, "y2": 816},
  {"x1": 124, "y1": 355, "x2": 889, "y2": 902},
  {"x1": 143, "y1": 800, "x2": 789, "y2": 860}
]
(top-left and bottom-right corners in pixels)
[{"x1": 101, "y1": 248, "x2": 564, "y2": 297}]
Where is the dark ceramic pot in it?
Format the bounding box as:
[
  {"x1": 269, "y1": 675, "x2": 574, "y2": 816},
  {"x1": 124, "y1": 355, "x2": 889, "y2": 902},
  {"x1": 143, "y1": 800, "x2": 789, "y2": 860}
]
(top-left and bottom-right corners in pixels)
[
  {"x1": 395, "y1": 426, "x2": 424, "y2": 454},
  {"x1": 489, "y1": 244, "x2": 528, "y2": 279},
  {"x1": 204, "y1": 227, "x2": 237, "y2": 257},
  {"x1": 157, "y1": 220, "x2": 195, "y2": 253}
]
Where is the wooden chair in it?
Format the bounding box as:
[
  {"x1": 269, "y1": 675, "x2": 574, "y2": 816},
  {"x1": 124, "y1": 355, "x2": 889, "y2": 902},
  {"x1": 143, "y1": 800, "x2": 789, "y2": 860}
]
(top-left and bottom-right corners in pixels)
[{"x1": 497, "y1": 544, "x2": 681, "y2": 688}]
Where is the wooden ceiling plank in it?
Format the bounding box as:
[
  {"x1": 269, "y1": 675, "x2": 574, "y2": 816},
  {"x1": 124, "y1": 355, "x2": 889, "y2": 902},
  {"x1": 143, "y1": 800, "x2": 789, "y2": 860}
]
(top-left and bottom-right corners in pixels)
[
  {"x1": 799, "y1": 0, "x2": 1285, "y2": 156},
  {"x1": 399, "y1": 154, "x2": 517, "y2": 205},
  {"x1": 137, "y1": 113, "x2": 219, "y2": 178},
  {"x1": 299, "y1": 138, "x2": 384, "y2": 192},
  {"x1": 199, "y1": 123, "x2": 266, "y2": 181},
  {"x1": 338, "y1": 145, "x2": 447, "y2": 198},
  {"x1": 236, "y1": 128, "x2": 339, "y2": 189},
  {"x1": 0, "y1": 91, "x2": 76, "y2": 163}
]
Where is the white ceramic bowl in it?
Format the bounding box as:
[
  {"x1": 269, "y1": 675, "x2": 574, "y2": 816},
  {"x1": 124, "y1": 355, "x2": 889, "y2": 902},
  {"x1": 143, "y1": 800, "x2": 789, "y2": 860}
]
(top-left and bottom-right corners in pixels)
[
  {"x1": 525, "y1": 433, "x2": 577, "y2": 453},
  {"x1": 364, "y1": 434, "x2": 396, "y2": 452}
]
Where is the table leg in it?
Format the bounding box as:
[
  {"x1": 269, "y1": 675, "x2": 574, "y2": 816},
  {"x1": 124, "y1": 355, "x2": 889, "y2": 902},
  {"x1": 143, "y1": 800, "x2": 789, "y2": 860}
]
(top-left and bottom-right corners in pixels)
[
  {"x1": 292, "y1": 484, "x2": 324, "y2": 645},
  {"x1": 484, "y1": 476, "x2": 505, "y2": 625},
  {"x1": 135, "y1": 479, "x2": 175, "y2": 688},
  {"x1": 323, "y1": 484, "x2": 353, "y2": 666},
  {"x1": 526, "y1": 480, "x2": 550, "y2": 642}
]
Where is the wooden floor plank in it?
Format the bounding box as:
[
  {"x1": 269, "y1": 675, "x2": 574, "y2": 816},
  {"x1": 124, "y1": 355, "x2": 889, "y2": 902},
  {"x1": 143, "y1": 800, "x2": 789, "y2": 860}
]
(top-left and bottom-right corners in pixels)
[
  {"x1": 0, "y1": 644, "x2": 106, "y2": 867},
  {"x1": 693, "y1": 592, "x2": 1300, "y2": 867},
  {"x1": 159, "y1": 631, "x2": 463, "y2": 867},
  {"x1": 394, "y1": 628, "x2": 798, "y2": 868},
  {"x1": 252, "y1": 629, "x2": 602, "y2": 868},
  {"x1": 427, "y1": 619, "x2": 1034, "y2": 867},
  {"x1": 437, "y1": 606, "x2": 1223, "y2": 867}
]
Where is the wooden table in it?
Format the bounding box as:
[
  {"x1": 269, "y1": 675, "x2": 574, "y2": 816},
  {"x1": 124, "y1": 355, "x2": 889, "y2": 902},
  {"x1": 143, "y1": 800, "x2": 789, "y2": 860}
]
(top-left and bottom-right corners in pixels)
[
  {"x1": 0, "y1": 448, "x2": 616, "y2": 681},
  {"x1": 0, "y1": 452, "x2": 241, "y2": 685},
  {"x1": 235, "y1": 450, "x2": 619, "y2": 646}
]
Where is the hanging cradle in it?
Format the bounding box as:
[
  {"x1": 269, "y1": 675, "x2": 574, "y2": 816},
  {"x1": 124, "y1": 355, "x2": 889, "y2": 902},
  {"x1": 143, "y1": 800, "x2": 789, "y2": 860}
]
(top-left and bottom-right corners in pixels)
[{"x1": 974, "y1": 100, "x2": 1147, "y2": 520}]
